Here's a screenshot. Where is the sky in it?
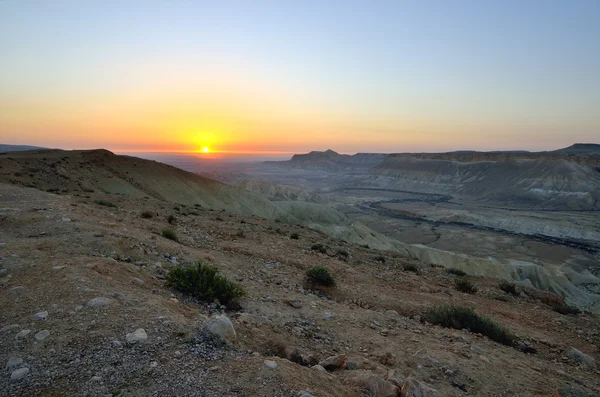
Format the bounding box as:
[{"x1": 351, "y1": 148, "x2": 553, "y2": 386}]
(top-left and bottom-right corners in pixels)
[{"x1": 1, "y1": 0, "x2": 599, "y2": 155}]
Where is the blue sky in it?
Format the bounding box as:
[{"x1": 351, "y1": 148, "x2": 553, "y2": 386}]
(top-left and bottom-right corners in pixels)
[{"x1": 1, "y1": 0, "x2": 599, "y2": 152}]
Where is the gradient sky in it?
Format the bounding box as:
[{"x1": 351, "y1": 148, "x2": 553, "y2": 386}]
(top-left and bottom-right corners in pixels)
[{"x1": 1, "y1": 0, "x2": 599, "y2": 154}]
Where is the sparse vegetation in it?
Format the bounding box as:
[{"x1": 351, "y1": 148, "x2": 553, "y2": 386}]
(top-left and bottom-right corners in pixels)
[
  {"x1": 446, "y1": 268, "x2": 466, "y2": 277},
  {"x1": 310, "y1": 243, "x2": 327, "y2": 254},
  {"x1": 455, "y1": 277, "x2": 477, "y2": 294},
  {"x1": 161, "y1": 228, "x2": 178, "y2": 241},
  {"x1": 216, "y1": 216, "x2": 224, "y2": 221},
  {"x1": 373, "y1": 255, "x2": 386, "y2": 263},
  {"x1": 236, "y1": 229, "x2": 246, "y2": 238},
  {"x1": 94, "y1": 199, "x2": 117, "y2": 208},
  {"x1": 167, "y1": 214, "x2": 177, "y2": 224},
  {"x1": 275, "y1": 228, "x2": 286, "y2": 236},
  {"x1": 425, "y1": 305, "x2": 514, "y2": 346},
  {"x1": 403, "y1": 263, "x2": 420, "y2": 273},
  {"x1": 553, "y1": 304, "x2": 581, "y2": 315},
  {"x1": 166, "y1": 262, "x2": 246, "y2": 304},
  {"x1": 305, "y1": 266, "x2": 335, "y2": 287},
  {"x1": 290, "y1": 233, "x2": 299, "y2": 240},
  {"x1": 140, "y1": 211, "x2": 153, "y2": 219},
  {"x1": 262, "y1": 338, "x2": 288, "y2": 358},
  {"x1": 499, "y1": 280, "x2": 519, "y2": 296},
  {"x1": 336, "y1": 249, "x2": 349, "y2": 260}
]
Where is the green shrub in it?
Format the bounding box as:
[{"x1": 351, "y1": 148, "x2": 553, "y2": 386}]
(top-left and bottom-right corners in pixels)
[
  {"x1": 290, "y1": 233, "x2": 299, "y2": 240},
  {"x1": 162, "y1": 228, "x2": 178, "y2": 241},
  {"x1": 167, "y1": 214, "x2": 177, "y2": 224},
  {"x1": 403, "y1": 263, "x2": 420, "y2": 273},
  {"x1": 425, "y1": 305, "x2": 514, "y2": 346},
  {"x1": 446, "y1": 268, "x2": 466, "y2": 277},
  {"x1": 236, "y1": 229, "x2": 246, "y2": 238},
  {"x1": 167, "y1": 262, "x2": 246, "y2": 304},
  {"x1": 455, "y1": 277, "x2": 477, "y2": 294},
  {"x1": 305, "y1": 266, "x2": 335, "y2": 287},
  {"x1": 95, "y1": 199, "x2": 117, "y2": 208},
  {"x1": 140, "y1": 211, "x2": 153, "y2": 219},
  {"x1": 499, "y1": 281, "x2": 519, "y2": 296},
  {"x1": 553, "y1": 305, "x2": 581, "y2": 315},
  {"x1": 310, "y1": 243, "x2": 327, "y2": 254}
]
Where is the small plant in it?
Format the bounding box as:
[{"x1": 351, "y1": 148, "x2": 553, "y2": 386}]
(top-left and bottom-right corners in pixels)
[
  {"x1": 140, "y1": 211, "x2": 153, "y2": 219},
  {"x1": 161, "y1": 228, "x2": 178, "y2": 242},
  {"x1": 94, "y1": 199, "x2": 117, "y2": 208},
  {"x1": 305, "y1": 266, "x2": 335, "y2": 287},
  {"x1": 275, "y1": 228, "x2": 286, "y2": 236},
  {"x1": 336, "y1": 249, "x2": 349, "y2": 260},
  {"x1": 290, "y1": 233, "x2": 299, "y2": 240},
  {"x1": 425, "y1": 305, "x2": 514, "y2": 346},
  {"x1": 236, "y1": 229, "x2": 246, "y2": 238},
  {"x1": 240, "y1": 219, "x2": 246, "y2": 224},
  {"x1": 499, "y1": 280, "x2": 519, "y2": 296},
  {"x1": 310, "y1": 243, "x2": 327, "y2": 254},
  {"x1": 373, "y1": 255, "x2": 386, "y2": 263},
  {"x1": 262, "y1": 338, "x2": 288, "y2": 359},
  {"x1": 553, "y1": 305, "x2": 581, "y2": 315},
  {"x1": 166, "y1": 262, "x2": 246, "y2": 304},
  {"x1": 447, "y1": 268, "x2": 466, "y2": 277},
  {"x1": 167, "y1": 214, "x2": 177, "y2": 224},
  {"x1": 216, "y1": 216, "x2": 224, "y2": 221},
  {"x1": 455, "y1": 277, "x2": 477, "y2": 294},
  {"x1": 403, "y1": 263, "x2": 421, "y2": 273}
]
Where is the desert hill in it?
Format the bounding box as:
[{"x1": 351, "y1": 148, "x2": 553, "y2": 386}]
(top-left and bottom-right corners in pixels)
[
  {"x1": 0, "y1": 144, "x2": 46, "y2": 153},
  {"x1": 1, "y1": 180, "x2": 599, "y2": 396},
  {"x1": 266, "y1": 150, "x2": 388, "y2": 170}
]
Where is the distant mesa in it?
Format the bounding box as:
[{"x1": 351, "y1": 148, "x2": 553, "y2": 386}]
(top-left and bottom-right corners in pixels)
[{"x1": 0, "y1": 144, "x2": 47, "y2": 153}]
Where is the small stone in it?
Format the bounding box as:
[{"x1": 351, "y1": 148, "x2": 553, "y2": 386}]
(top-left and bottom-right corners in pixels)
[
  {"x1": 264, "y1": 360, "x2": 278, "y2": 369},
  {"x1": 479, "y1": 355, "x2": 490, "y2": 364},
  {"x1": 52, "y1": 266, "x2": 65, "y2": 270},
  {"x1": 401, "y1": 377, "x2": 442, "y2": 397},
  {"x1": 174, "y1": 350, "x2": 182, "y2": 357},
  {"x1": 132, "y1": 277, "x2": 144, "y2": 285},
  {"x1": 203, "y1": 315, "x2": 236, "y2": 344},
  {"x1": 6, "y1": 357, "x2": 24, "y2": 370},
  {"x1": 62, "y1": 217, "x2": 71, "y2": 222},
  {"x1": 112, "y1": 340, "x2": 122, "y2": 348},
  {"x1": 323, "y1": 311, "x2": 335, "y2": 320},
  {"x1": 318, "y1": 354, "x2": 346, "y2": 370},
  {"x1": 11, "y1": 367, "x2": 30, "y2": 380},
  {"x1": 34, "y1": 330, "x2": 50, "y2": 341},
  {"x1": 10, "y1": 286, "x2": 25, "y2": 293},
  {"x1": 87, "y1": 297, "x2": 112, "y2": 307},
  {"x1": 150, "y1": 361, "x2": 158, "y2": 368},
  {"x1": 380, "y1": 329, "x2": 389, "y2": 336},
  {"x1": 297, "y1": 391, "x2": 313, "y2": 397},
  {"x1": 287, "y1": 300, "x2": 303, "y2": 308},
  {"x1": 90, "y1": 376, "x2": 102, "y2": 382},
  {"x1": 126, "y1": 328, "x2": 147, "y2": 343},
  {"x1": 15, "y1": 330, "x2": 31, "y2": 339},
  {"x1": 34, "y1": 311, "x2": 48, "y2": 320},
  {"x1": 312, "y1": 365, "x2": 326, "y2": 372},
  {"x1": 1, "y1": 324, "x2": 19, "y2": 333}
]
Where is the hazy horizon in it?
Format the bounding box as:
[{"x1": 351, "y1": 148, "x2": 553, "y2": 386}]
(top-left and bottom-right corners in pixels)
[{"x1": 1, "y1": 1, "x2": 599, "y2": 153}]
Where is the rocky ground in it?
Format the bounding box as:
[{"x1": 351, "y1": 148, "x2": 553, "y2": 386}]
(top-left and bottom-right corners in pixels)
[{"x1": 1, "y1": 182, "x2": 599, "y2": 396}]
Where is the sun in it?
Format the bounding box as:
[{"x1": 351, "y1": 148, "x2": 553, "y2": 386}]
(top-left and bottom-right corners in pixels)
[{"x1": 202, "y1": 146, "x2": 210, "y2": 153}]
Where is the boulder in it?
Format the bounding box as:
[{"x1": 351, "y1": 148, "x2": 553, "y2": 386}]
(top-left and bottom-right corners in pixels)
[
  {"x1": 318, "y1": 354, "x2": 346, "y2": 370},
  {"x1": 401, "y1": 377, "x2": 442, "y2": 397},
  {"x1": 5, "y1": 357, "x2": 23, "y2": 370},
  {"x1": 264, "y1": 359, "x2": 278, "y2": 369},
  {"x1": 87, "y1": 297, "x2": 112, "y2": 307},
  {"x1": 566, "y1": 347, "x2": 596, "y2": 369},
  {"x1": 203, "y1": 315, "x2": 236, "y2": 344},
  {"x1": 11, "y1": 367, "x2": 30, "y2": 380},
  {"x1": 386, "y1": 368, "x2": 405, "y2": 388},
  {"x1": 34, "y1": 330, "x2": 50, "y2": 341},
  {"x1": 126, "y1": 328, "x2": 148, "y2": 343},
  {"x1": 343, "y1": 370, "x2": 399, "y2": 397}
]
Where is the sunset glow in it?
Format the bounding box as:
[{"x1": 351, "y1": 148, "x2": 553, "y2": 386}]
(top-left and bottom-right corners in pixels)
[{"x1": 1, "y1": 1, "x2": 599, "y2": 153}]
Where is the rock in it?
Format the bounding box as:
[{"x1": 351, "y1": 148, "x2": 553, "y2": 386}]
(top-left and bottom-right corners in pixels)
[
  {"x1": 401, "y1": 377, "x2": 442, "y2": 397},
  {"x1": 112, "y1": 340, "x2": 122, "y2": 348},
  {"x1": 479, "y1": 355, "x2": 490, "y2": 364},
  {"x1": 34, "y1": 311, "x2": 48, "y2": 320},
  {"x1": 318, "y1": 354, "x2": 346, "y2": 370},
  {"x1": 287, "y1": 299, "x2": 303, "y2": 308},
  {"x1": 34, "y1": 330, "x2": 50, "y2": 341},
  {"x1": 62, "y1": 217, "x2": 71, "y2": 222},
  {"x1": 297, "y1": 391, "x2": 313, "y2": 397},
  {"x1": 386, "y1": 368, "x2": 405, "y2": 387},
  {"x1": 566, "y1": 347, "x2": 596, "y2": 368},
  {"x1": 1, "y1": 324, "x2": 19, "y2": 333},
  {"x1": 10, "y1": 286, "x2": 25, "y2": 293},
  {"x1": 312, "y1": 365, "x2": 327, "y2": 372},
  {"x1": 132, "y1": 277, "x2": 144, "y2": 285},
  {"x1": 11, "y1": 367, "x2": 30, "y2": 380},
  {"x1": 150, "y1": 361, "x2": 158, "y2": 368},
  {"x1": 6, "y1": 357, "x2": 24, "y2": 370},
  {"x1": 15, "y1": 330, "x2": 31, "y2": 339},
  {"x1": 87, "y1": 297, "x2": 112, "y2": 307},
  {"x1": 126, "y1": 328, "x2": 148, "y2": 343},
  {"x1": 90, "y1": 376, "x2": 102, "y2": 382},
  {"x1": 203, "y1": 315, "x2": 236, "y2": 344},
  {"x1": 264, "y1": 360, "x2": 278, "y2": 369},
  {"x1": 52, "y1": 266, "x2": 65, "y2": 270},
  {"x1": 343, "y1": 370, "x2": 399, "y2": 397}
]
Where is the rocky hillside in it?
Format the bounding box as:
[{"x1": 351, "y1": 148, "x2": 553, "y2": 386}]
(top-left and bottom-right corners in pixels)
[{"x1": 1, "y1": 182, "x2": 599, "y2": 396}]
